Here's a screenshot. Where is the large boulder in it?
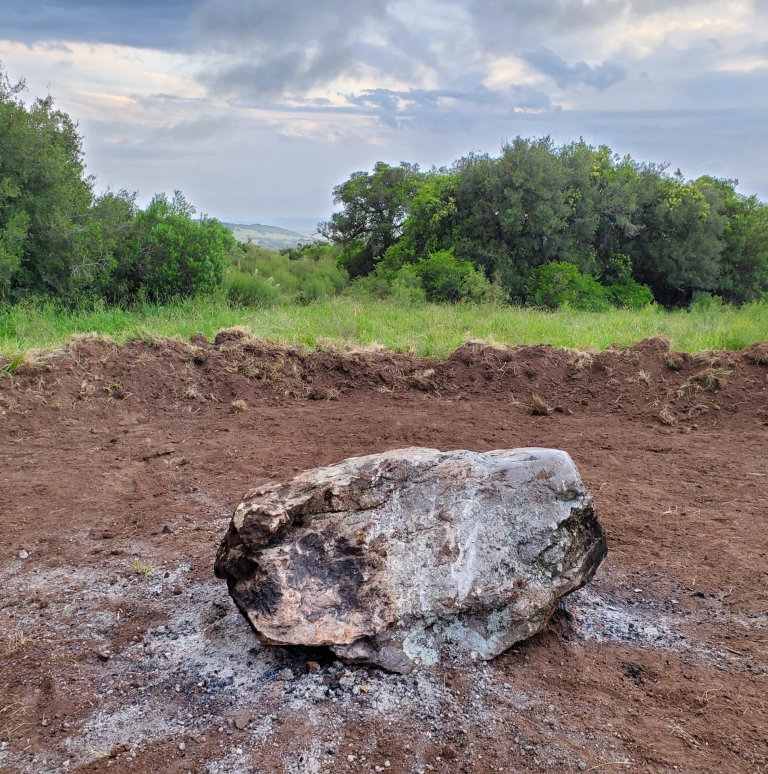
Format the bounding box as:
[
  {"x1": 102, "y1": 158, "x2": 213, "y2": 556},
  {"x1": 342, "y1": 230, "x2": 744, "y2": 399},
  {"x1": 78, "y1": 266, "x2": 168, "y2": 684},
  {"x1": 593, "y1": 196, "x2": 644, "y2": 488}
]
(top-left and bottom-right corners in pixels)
[{"x1": 215, "y1": 447, "x2": 606, "y2": 673}]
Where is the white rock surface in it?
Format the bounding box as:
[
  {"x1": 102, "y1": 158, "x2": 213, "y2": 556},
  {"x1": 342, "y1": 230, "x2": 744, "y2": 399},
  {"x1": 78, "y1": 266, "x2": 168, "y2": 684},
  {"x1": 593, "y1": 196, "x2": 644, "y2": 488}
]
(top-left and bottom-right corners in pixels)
[{"x1": 215, "y1": 447, "x2": 606, "y2": 673}]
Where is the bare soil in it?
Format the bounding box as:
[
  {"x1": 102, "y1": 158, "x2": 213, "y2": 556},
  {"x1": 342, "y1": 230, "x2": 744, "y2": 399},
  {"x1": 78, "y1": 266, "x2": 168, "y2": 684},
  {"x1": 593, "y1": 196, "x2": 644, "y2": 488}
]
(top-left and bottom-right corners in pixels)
[{"x1": 1, "y1": 332, "x2": 768, "y2": 774}]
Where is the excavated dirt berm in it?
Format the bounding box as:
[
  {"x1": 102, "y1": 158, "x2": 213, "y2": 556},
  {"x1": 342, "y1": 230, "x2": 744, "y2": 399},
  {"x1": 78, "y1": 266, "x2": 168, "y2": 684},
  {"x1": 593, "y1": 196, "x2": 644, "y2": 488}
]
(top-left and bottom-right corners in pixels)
[{"x1": 215, "y1": 447, "x2": 607, "y2": 673}]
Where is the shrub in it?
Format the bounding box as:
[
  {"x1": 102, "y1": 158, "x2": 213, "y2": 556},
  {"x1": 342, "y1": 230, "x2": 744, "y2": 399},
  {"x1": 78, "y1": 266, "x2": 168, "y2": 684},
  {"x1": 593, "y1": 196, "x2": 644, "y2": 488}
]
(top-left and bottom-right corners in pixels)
[
  {"x1": 135, "y1": 192, "x2": 235, "y2": 300},
  {"x1": 226, "y1": 267, "x2": 281, "y2": 306},
  {"x1": 605, "y1": 278, "x2": 654, "y2": 310},
  {"x1": 227, "y1": 242, "x2": 348, "y2": 305},
  {"x1": 413, "y1": 250, "x2": 493, "y2": 303},
  {"x1": 348, "y1": 271, "x2": 394, "y2": 300},
  {"x1": 391, "y1": 265, "x2": 426, "y2": 304},
  {"x1": 688, "y1": 291, "x2": 725, "y2": 313},
  {"x1": 525, "y1": 261, "x2": 611, "y2": 311}
]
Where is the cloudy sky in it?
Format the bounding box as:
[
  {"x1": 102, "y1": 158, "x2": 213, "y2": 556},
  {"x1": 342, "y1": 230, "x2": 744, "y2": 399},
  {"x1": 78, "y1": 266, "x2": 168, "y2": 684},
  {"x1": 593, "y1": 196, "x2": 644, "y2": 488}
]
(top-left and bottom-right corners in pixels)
[{"x1": 2, "y1": 0, "x2": 767, "y2": 227}]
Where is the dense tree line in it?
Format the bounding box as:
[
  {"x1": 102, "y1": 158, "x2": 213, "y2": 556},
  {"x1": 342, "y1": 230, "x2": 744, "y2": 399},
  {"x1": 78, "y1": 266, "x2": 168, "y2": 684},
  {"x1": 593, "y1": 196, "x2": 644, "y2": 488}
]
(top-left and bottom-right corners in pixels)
[
  {"x1": 3, "y1": 62, "x2": 766, "y2": 311},
  {"x1": 0, "y1": 66, "x2": 234, "y2": 304},
  {"x1": 320, "y1": 140, "x2": 768, "y2": 307}
]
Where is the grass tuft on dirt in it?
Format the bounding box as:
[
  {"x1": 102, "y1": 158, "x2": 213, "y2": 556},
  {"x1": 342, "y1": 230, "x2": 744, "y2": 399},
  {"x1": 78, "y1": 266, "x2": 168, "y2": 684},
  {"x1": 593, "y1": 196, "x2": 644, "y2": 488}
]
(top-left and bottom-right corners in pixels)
[
  {"x1": 1, "y1": 297, "x2": 767, "y2": 359},
  {"x1": 530, "y1": 394, "x2": 554, "y2": 416}
]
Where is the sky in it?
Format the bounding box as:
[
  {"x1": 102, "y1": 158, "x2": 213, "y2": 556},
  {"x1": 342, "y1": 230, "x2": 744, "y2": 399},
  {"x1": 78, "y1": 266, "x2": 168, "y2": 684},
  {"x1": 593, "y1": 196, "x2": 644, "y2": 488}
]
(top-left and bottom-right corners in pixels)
[{"x1": 2, "y1": 0, "x2": 767, "y2": 227}]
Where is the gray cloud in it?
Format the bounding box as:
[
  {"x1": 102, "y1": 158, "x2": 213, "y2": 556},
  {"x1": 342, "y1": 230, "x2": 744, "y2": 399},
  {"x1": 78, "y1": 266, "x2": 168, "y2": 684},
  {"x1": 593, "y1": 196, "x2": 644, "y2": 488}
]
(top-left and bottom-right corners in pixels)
[
  {"x1": 522, "y1": 47, "x2": 627, "y2": 90},
  {"x1": 0, "y1": 0, "x2": 201, "y2": 50},
  {"x1": 3, "y1": 0, "x2": 768, "y2": 217},
  {"x1": 682, "y1": 70, "x2": 768, "y2": 109},
  {"x1": 193, "y1": 0, "x2": 387, "y2": 48},
  {"x1": 470, "y1": 0, "x2": 627, "y2": 30},
  {"x1": 227, "y1": 84, "x2": 553, "y2": 131},
  {"x1": 194, "y1": 0, "x2": 405, "y2": 101},
  {"x1": 158, "y1": 115, "x2": 235, "y2": 142},
  {"x1": 470, "y1": 0, "x2": 718, "y2": 37},
  {"x1": 344, "y1": 87, "x2": 507, "y2": 129},
  {"x1": 207, "y1": 47, "x2": 359, "y2": 100}
]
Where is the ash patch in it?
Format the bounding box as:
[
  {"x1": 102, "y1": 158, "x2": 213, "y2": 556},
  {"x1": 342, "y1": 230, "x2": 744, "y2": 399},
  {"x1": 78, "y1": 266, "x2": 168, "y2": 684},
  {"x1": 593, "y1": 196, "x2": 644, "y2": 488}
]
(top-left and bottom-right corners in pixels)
[
  {"x1": 563, "y1": 586, "x2": 680, "y2": 648},
  {"x1": 0, "y1": 553, "x2": 759, "y2": 774}
]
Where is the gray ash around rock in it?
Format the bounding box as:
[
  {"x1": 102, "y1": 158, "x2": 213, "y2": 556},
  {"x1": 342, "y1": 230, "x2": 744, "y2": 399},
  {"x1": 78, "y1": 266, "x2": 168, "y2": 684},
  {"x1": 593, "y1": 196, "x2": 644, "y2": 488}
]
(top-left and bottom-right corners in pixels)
[{"x1": 215, "y1": 447, "x2": 606, "y2": 673}]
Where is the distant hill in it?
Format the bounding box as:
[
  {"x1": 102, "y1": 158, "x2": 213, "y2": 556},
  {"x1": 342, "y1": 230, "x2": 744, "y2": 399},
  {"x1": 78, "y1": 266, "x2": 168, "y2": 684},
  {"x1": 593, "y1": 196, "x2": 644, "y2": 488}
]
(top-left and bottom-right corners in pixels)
[
  {"x1": 269, "y1": 217, "x2": 323, "y2": 236},
  {"x1": 223, "y1": 222, "x2": 314, "y2": 250}
]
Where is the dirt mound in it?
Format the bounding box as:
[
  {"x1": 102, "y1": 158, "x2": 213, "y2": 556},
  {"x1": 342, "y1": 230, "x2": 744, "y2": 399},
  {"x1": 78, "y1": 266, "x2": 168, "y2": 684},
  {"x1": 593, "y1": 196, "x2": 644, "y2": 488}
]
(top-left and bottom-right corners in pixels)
[
  {"x1": 2, "y1": 333, "x2": 763, "y2": 427},
  {"x1": 1, "y1": 334, "x2": 768, "y2": 773},
  {"x1": 745, "y1": 341, "x2": 768, "y2": 366}
]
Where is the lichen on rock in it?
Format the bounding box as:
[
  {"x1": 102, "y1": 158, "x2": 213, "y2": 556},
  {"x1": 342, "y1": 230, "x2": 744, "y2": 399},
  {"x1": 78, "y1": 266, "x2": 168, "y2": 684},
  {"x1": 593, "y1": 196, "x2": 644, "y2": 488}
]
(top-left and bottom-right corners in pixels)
[{"x1": 215, "y1": 447, "x2": 606, "y2": 673}]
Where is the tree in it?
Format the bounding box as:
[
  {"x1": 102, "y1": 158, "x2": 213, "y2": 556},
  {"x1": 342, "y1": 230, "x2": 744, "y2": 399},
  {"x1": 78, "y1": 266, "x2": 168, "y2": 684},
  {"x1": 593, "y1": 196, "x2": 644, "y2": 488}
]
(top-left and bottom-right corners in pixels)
[
  {"x1": 318, "y1": 162, "x2": 424, "y2": 277},
  {"x1": 379, "y1": 173, "x2": 458, "y2": 271},
  {"x1": 558, "y1": 142, "x2": 644, "y2": 281},
  {"x1": 0, "y1": 63, "x2": 94, "y2": 299},
  {"x1": 449, "y1": 138, "x2": 585, "y2": 296},
  {"x1": 629, "y1": 172, "x2": 726, "y2": 305},
  {"x1": 698, "y1": 177, "x2": 768, "y2": 304}
]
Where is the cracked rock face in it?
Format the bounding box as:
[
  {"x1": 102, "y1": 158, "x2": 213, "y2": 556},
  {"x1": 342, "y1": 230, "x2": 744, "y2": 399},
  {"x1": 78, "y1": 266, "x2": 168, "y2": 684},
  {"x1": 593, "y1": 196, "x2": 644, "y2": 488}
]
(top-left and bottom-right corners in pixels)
[{"x1": 215, "y1": 447, "x2": 606, "y2": 673}]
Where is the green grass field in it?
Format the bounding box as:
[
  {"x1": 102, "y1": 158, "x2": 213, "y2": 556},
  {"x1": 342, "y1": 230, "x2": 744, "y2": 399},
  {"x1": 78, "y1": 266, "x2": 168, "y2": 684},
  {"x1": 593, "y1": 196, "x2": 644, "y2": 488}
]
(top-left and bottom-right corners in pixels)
[{"x1": 1, "y1": 298, "x2": 766, "y2": 359}]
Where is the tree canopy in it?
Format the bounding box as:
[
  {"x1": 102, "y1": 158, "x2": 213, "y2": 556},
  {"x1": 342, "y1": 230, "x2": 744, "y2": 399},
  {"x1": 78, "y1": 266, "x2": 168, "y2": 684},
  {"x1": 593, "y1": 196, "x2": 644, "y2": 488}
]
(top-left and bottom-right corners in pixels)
[
  {"x1": 3, "y1": 60, "x2": 766, "y2": 310},
  {"x1": 325, "y1": 141, "x2": 768, "y2": 307},
  {"x1": 0, "y1": 64, "x2": 234, "y2": 304}
]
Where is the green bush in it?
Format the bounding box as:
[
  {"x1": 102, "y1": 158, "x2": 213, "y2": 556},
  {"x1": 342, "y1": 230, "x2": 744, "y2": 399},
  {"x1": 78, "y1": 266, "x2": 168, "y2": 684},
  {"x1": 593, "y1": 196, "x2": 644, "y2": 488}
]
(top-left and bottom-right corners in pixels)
[
  {"x1": 134, "y1": 192, "x2": 235, "y2": 301},
  {"x1": 605, "y1": 278, "x2": 654, "y2": 310},
  {"x1": 525, "y1": 262, "x2": 611, "y2": 311},
  {"x1": 348, "y1": 271, "x2": 394, "y2": 301},
  {"x1": 349, "y1": 249, "x2": 497, "y2": 303},
  {"x1": 226, "y1": 267, "x2": 282, "y2": 306},
  {"x1": 688, "y1": 291, "x2": 725, "y2": 313},
  {"x1": 227, "y1": 242, "x2": 348, "y2": 305},
  {"x1": 390, "y1": 265, "x2": 427, "y2": 304},
  {"x1": 413, "y1": 250, "x2": 493, "y2": 303}
]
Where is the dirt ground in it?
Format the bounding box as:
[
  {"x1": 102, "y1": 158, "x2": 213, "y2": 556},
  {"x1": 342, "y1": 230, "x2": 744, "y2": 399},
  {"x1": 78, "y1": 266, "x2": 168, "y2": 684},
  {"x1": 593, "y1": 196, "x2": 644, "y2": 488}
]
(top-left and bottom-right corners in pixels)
[{"x1": 1, "y1": 331, "x2": 768, "y2": 774}]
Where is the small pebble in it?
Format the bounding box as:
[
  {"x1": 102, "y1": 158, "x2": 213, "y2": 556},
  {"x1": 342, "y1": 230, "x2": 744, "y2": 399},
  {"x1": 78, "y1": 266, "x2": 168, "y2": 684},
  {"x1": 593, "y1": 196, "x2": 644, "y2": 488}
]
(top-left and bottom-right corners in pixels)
[
  {"x1": 178, "y1": 742, "x2": 185, "y2": 751},
  {"x1": 441, "y1": 744, "x2": 457, "y2": 760},
  {"x1": 18, "y1": 550, "x2": 29, "y2": 560}
]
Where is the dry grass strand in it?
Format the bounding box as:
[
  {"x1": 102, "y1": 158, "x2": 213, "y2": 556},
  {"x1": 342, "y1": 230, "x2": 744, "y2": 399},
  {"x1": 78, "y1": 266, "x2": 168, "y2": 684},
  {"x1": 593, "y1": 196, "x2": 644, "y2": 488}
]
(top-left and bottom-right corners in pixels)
[
  {"x1": 659, "y1": 406, "x2": 677, "y2": 426},
  {"x1": 530, "y1": 394, "x2": 553, "y2": 416}
]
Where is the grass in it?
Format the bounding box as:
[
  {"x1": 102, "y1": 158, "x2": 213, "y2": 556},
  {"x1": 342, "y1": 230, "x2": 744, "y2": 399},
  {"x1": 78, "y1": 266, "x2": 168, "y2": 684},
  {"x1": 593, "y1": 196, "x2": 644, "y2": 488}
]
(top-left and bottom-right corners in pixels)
[
  {"x1": 1, "y1": 297, "x2": 767, "y2": 360},
  {"x1": 133, "y1": 558, "x2": 153, "y2": 576}
]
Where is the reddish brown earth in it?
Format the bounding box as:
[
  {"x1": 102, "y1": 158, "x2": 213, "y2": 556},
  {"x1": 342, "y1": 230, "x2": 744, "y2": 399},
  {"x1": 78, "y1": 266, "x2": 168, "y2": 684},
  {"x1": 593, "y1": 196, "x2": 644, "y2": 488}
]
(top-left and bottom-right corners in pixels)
[{"x1": 1, "y1": 331, "x2": 768, "y2": 774}]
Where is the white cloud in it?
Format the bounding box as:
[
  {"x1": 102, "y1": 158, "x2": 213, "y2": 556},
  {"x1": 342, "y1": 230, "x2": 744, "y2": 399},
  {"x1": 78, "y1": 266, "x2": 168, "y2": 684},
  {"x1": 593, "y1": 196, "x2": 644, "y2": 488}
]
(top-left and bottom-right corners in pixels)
[{"x1": 1, "y1": 0, "x2": 767, "y2": 217}]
